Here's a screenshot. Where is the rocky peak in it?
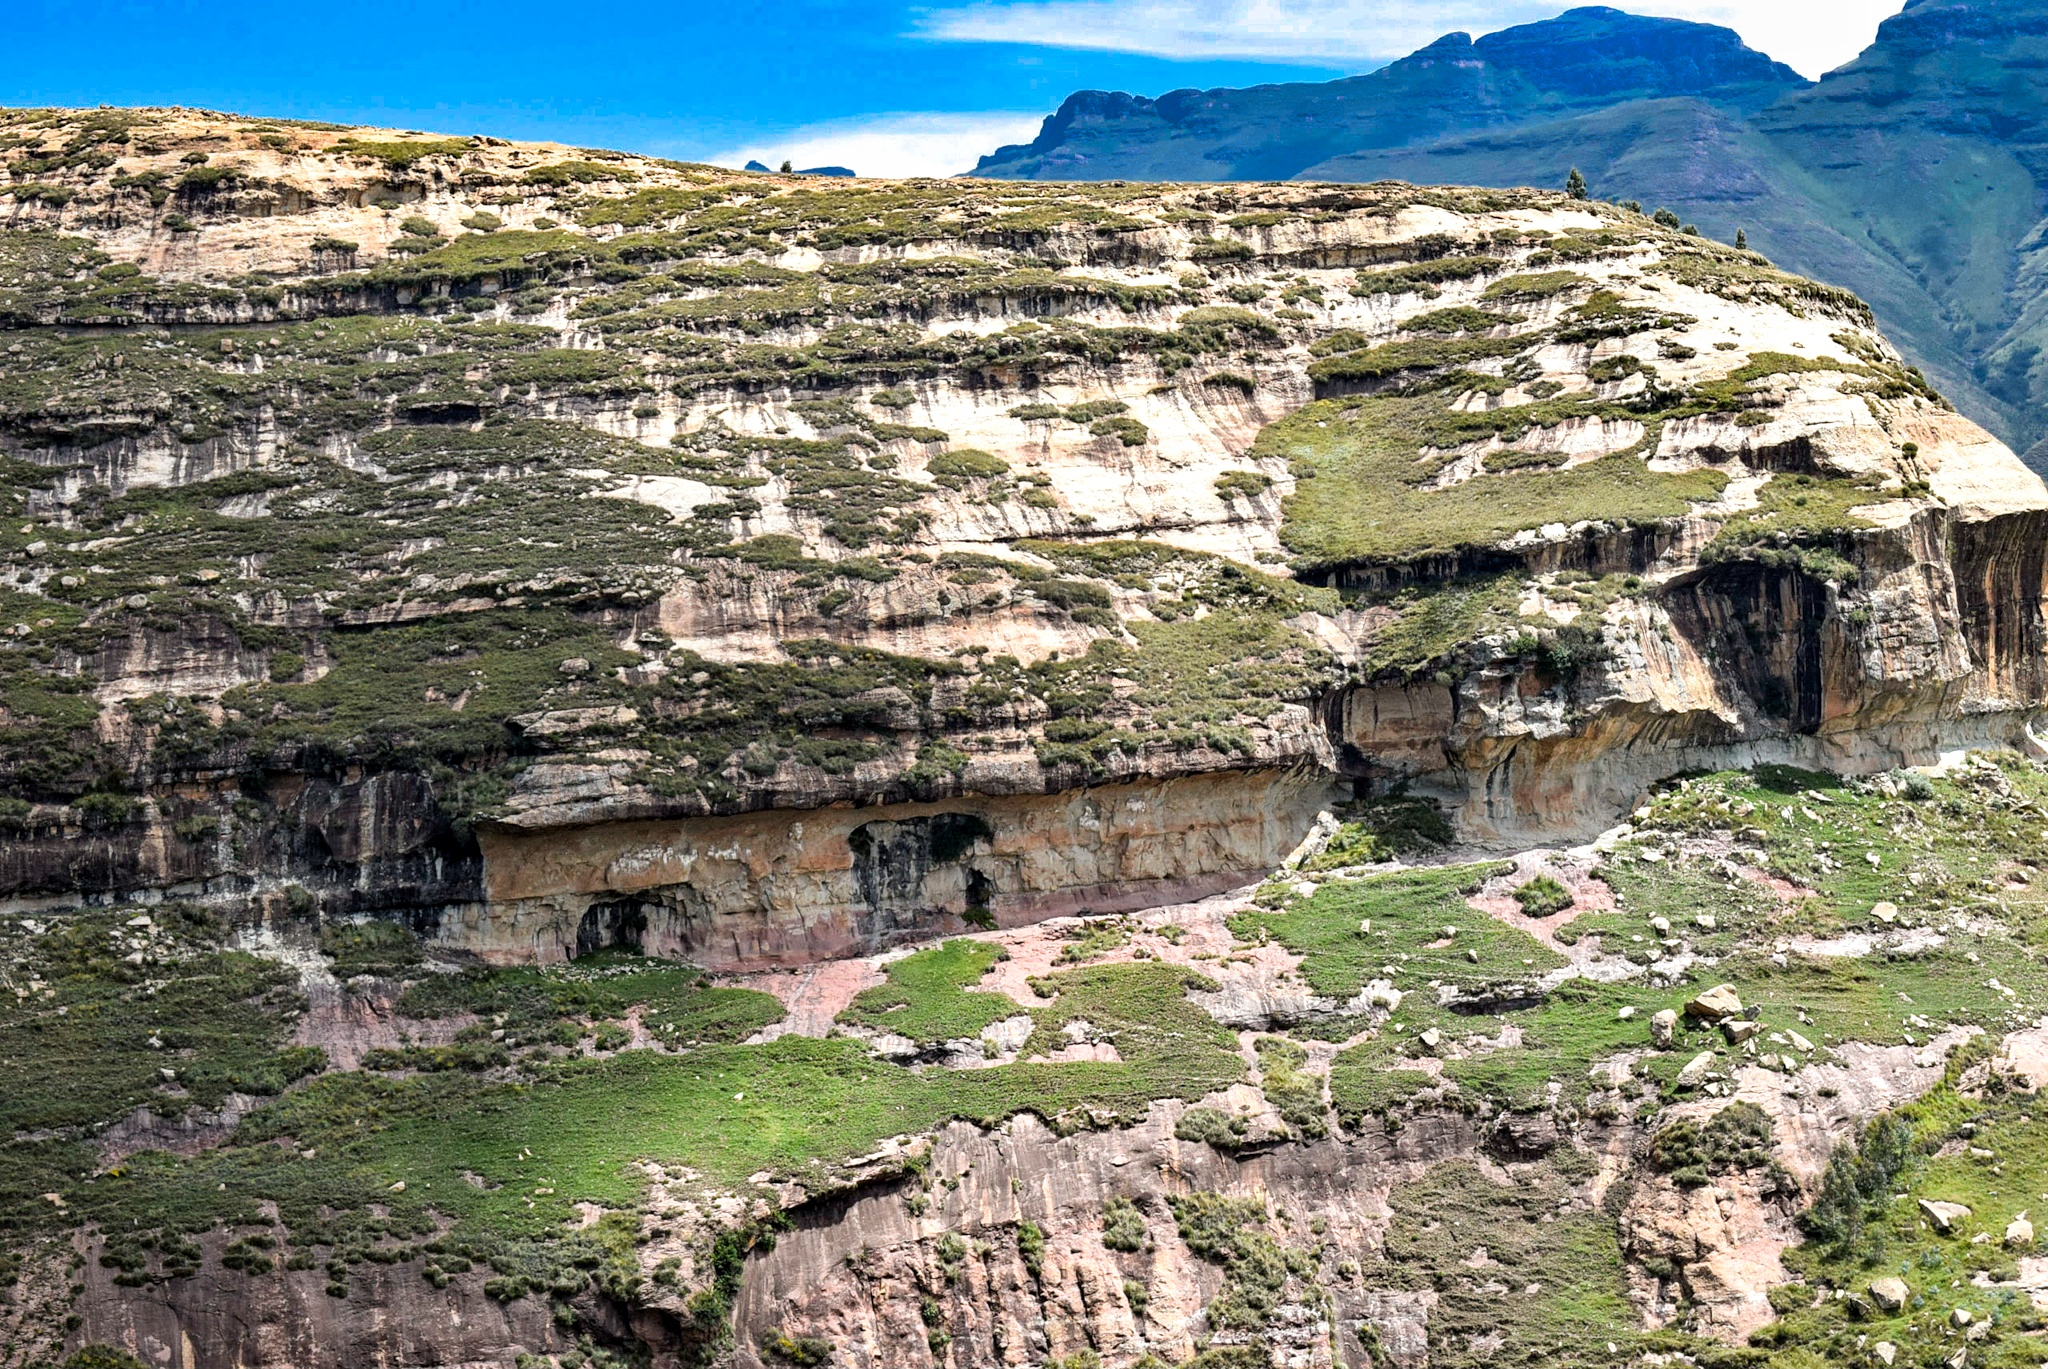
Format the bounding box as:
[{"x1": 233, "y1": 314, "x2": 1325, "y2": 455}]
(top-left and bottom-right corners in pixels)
[{"x1": 1408, "y1": 5, "x2": 1808, "y2": 105}]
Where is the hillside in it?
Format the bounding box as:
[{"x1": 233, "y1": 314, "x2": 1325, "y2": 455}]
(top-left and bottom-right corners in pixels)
[
  {"x1": 972, "y1": 0, "x2": 2048, "y2": 471},
  {"x1": 3, "y1": 105, "x2": 2048, "y2": 1369}
]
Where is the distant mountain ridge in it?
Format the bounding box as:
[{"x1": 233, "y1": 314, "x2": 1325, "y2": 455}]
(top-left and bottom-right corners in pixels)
[
  {"x1": 974, "y1": 8, "x2": 1807, "y2": 182},
  {"x1": 973, "y1": 0, "x2": 2048, "y2": 468}
]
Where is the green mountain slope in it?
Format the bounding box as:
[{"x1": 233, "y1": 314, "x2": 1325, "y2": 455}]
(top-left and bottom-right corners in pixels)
[{"x1": 971, "y1": 6, "x2": 1806, "y2": 182}]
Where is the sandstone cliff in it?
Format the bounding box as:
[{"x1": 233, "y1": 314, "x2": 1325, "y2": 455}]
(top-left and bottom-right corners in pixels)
[
  {"x1": 6, "y1": 107, "x2": 2048, "y2": 1369},
  {"x1": 0, "y1": 107, "x2": 2043, "y2": 968}
]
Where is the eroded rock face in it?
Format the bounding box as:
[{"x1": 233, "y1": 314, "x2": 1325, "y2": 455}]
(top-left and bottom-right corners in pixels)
[
  {"x1": 1, "y1": 108, "x2": 2043, "y2": 957},
  {"x1": 729, "y1": 1109, "x2": 1476, "y2": 1369},
  {"x1": 471, "y1": 768, "x2": 1334, "y2": 968}
]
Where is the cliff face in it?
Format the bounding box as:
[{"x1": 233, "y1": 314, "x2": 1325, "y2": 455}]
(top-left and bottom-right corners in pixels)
[
  {"x1": 8, "y1": 108, "x2": 2048, "y2": 1369},
  {"x1": 0, "y1": 107, "x2": 2043, "y2": 965}
]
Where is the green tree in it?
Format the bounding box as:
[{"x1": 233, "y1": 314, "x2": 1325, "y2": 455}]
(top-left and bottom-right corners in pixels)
[{"x1": 1564, "y1": 167, "x2": 1588, "y2": 200}]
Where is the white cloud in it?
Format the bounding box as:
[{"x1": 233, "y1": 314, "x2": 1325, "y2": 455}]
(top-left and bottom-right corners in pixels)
[
  {"x1": 917, "y1": 0, "x2": 1904, "y2": 80},
  {"x1": 708, "y1": 111, "x2": 1050, "y2": 180}
]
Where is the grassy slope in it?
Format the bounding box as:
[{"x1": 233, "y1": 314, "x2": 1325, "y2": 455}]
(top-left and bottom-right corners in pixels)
[{"x1": 11, "y1": 756, "x2": 2048, "y2": 1367}]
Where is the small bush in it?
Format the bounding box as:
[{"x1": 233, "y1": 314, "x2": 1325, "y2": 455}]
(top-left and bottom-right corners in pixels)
[
  {"x1": 1090, "y1": 415, "x2": 1149, "y2": 447},
  {"x1": 927, "y1": 449, "x2": 1009, "y2": 486},
  {"x1": 1652, "y1": 1101, "x2": 1774, "y2": 1186},
  {"x1": 759, "y1": 1329, "x2": 834, "y2": 1365},
  {"x1": 1214, "y1": 470, "x2": 1273, "y2": 501},
  {"x1": 1175, "y1": 1106, "x2": 1248, "y2": 1150},
  {"x1": 1512, "y1": 875, "x2": 1574, "y2": 917},
  {"x1": 319, "y1": 919, "x2": 424, "y2": 976},
  {"x1": 1102, "y1": 1195, "x2": 1147, "y2": 1252}
]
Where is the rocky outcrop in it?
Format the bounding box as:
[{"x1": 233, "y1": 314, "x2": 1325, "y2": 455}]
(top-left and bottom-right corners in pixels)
[
  {"x1": 729, "y1": 1108, "x2": 1476, "y2": 1369},
  {"x1": 471, "y1": 768, "x2": 1333, "y2": 968},
  {"x1": 0, "y1": 105, "x2": 2043, "y2": 969}
]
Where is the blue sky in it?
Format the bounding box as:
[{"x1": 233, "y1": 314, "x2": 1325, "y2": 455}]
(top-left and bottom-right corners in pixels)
[{"x1": 4, "y1": 0, "x2": 1904, "y2": 176}]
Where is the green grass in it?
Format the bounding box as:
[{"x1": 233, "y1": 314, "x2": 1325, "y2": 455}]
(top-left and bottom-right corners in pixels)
[
  {"x1": 1267, "y1": 393, "x2": 1727, "y2": 571},
  {"x1": 10, "y1": 954, "x2": 1240, "y2": 1307},
  {"x1": 1765, "y1": 1066, "x2": 2048, "y2": 1368},
  {"x1": 835, "y1": 940, "x2": 1018, "y2": 1044},
  {"x1": 398, "y1": 953, "x2": 787, "y2": 1046},
  {"x1": 1231, "y1": 862, "x2": 1536, "y2": 1001}
]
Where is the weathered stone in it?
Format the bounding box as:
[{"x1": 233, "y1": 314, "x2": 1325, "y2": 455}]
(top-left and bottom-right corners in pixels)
[
  {"x1": 1919, "y1": 1199, "x2": 1972, "y2": 1234},
  {"x1": 1649, "y1": 1009, "x2": 1678, "y2": 1047},
  {"x1": 1869, "y1": 1277, "x2": 1910, "y2": 1312},
  {"x1": 1685, "y1": 984, "x2": 1743, "y2": 1021},
  {"x1": 1676, "y1": 1051, "x2": 1717, "y2": 1087},
  {"x1": 2007, "y1": 1214, "x2": 2034, "y2": 1248}
]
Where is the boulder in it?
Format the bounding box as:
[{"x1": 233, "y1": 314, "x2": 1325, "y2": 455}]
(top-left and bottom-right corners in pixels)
[
  {"x1": 1685, "y1": 984, "x2": 1743, "y2": 1020},
  {"x1": 1722, "y1": 1018, "x2": 1763, "y2": 1045},
  {"x1": 1649, "y1": 1008, "x2": 1678, "y2": 1047},
  {"x1": 1919, "y1": 1199, "x2": 1972, "y2": 1234},
  {"x1": 2007, "y1": 1214, "x2": 2034, "y2": 1248},
  {"x1": 1874, "y1": 1342, "x2": 1896, "y2": 1366},
  {"x1": 1868, "y1": 1277, "x2": 1909, "y2": 1312},
  {"x1": 1871, "y1": 900, "x2": 1899, "y2": 923},
  {"x1": 1676, "y1": 1051, "x2": 1716, "y2": 1087}
]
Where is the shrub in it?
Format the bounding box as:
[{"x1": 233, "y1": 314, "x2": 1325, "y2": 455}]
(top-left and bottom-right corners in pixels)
[
  {"x1": 1102, "y1": 1195, "x2": 1147, "y2": 1252},
  {"x1": 399, "y1": 216, "x2": 439, "y2": 238},
  {"x1": 1512, "y1": 875, "x2": 1574, "y2": 917},
  {"x1": 926, "y1": 449, "x2": 1009, "y2": 486},
  {"x1": 1799, "y1": 1112, "x2": 1915, "y2": 1251},
  {"x1": 319, "y1": 919, "x2": 424, "y2": 976},
  {"x1": 1175, "y1": 1106, "x2": 1248, "y2": 1150},
  {"x1": 759, "y1": 1330, "x2": 834, "y2": 1365},
  {"x1": 64, "y1": 1349, "x2": 147, "y2": 1369},
  {"x1": 1090, "y1": 415, "x2": 1149, "y2": 447},
  {"x1": 1017, "y1": 1222, "x2": 1045, "y2": 1278},
  {"x1": 522, "y1": 160, "x2": 638, "y2": 187},
  {"x1": 1651, "y1": 1101, "x2": 1773, "y2": 1186},
  {"x1": 179, "y1": 164, "x2": 238, "y2": 191},
  {"x1": 1214, "y1": 470, "x2": 1273, "y2": 501}
]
